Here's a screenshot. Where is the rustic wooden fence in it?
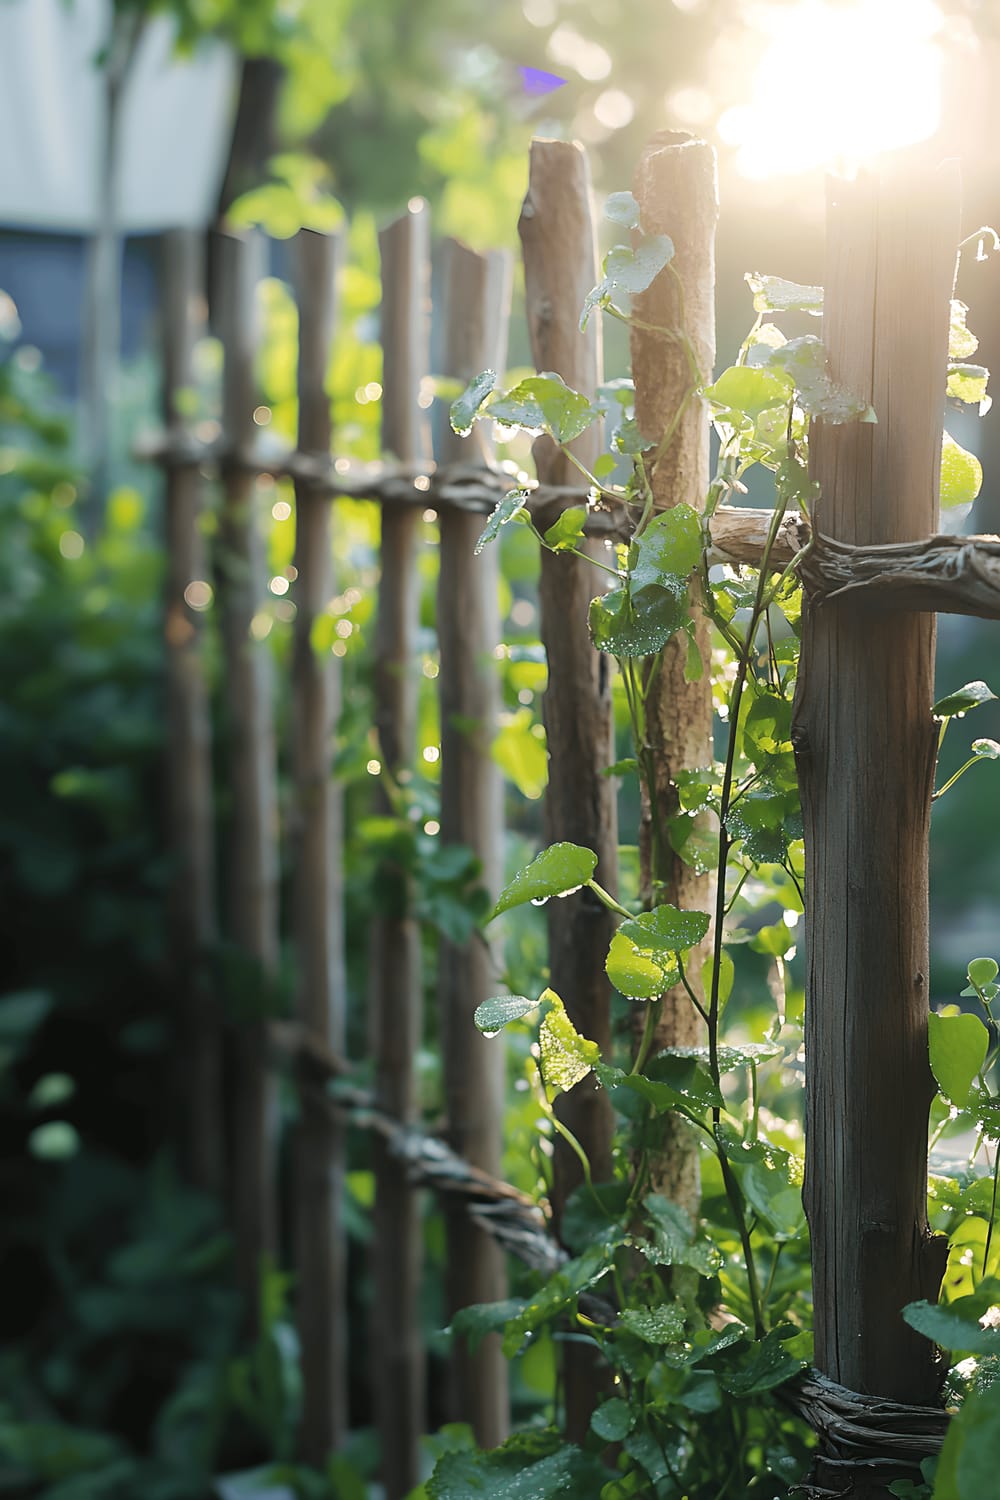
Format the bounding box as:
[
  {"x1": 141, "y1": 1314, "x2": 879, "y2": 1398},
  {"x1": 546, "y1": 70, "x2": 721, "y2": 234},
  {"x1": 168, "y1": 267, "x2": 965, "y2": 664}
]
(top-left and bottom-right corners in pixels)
[{"x1": 149, "y1": 130, "x2": 1000, "y2": 1498}]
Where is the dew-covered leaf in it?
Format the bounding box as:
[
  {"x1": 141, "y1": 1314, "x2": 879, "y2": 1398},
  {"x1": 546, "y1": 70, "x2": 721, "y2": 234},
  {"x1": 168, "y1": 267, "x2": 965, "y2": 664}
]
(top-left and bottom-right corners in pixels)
[
  {"x1": 903, "y1": 1297, "x2": 1000, "y2": 1356},
  {"x1": 630, "y1": 505, "x2": 703, "y2": 590},
  {"x1": 606, "y1": 929, "x2": 668, "y2": 1000},
  {"x1": 705, "y1": 365, "x2": 792, "y2": 421},
  {"x1": 603, "y1": 191, "x2": 641, "y2": 229},
  {"x1": 619, "y1": 902, "x2": 711, "y2": 956},
  {"x1": 588, "y1": 583, "x2": 688, "y2": 658},
  {"x1": 947, "y1": 363, "x2": 990, "y2": 408},
  {"x1": 941, "y1": 431, "x2": 983, "y2": 513},
  {"x1": 539, "y1": 992, "x2": 601, "y2": 1101},
  {"x1": 429, "y1": 1428, "x2": 608, "y2": 1499},
  {"x1": 473, "y1": 995, "x2": 538, "y2": 1035},
  {"x1": 490, "y1": 842, "x2": 598, "y2": 919},
  {"x1": 618, "y1": 1303, "x2": 686, "y2": 1345},
  {"x1": 450, "y1": 369, "x2": 497, "y2": 436},
  {"x1": 933, "y1": 680, "x2": 997, "y2": 718},
  {"x1": 581, "y1": 236, "x2": 675, "y2": 328},
  {"x1": 591, "y1": 1397, "x2": 634, "y2": 1441},
  {"x1": 949, "y1": 299, "x2": 979, "y2": 360},
  {"x1": 488, "y1": 373, "x2": 599, "y2": 443},
  {"x1": 767, "y1": 335, "x2": 874, "y2": 423},
  {"x1": 974, "y1": 738, "x2": 1000, "y2": 760},
  {"x1": 717, "y1": 1327, "x2": 809, "y2": 1396},
  {"x1": 929, "y1": 1010, "x2": 990, "y2": 1107},
  {"x1": 745, "y1": 273, "x2": 823, "y2": 316},
  {"x1": 475, "y1": 487, "x2": 530, "y2": 555}
]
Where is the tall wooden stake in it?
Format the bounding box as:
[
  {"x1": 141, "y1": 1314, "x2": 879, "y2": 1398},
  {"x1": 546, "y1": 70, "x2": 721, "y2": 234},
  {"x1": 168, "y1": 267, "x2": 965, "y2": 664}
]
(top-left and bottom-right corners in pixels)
[
  {"x1": 215, "y1": 229, "x2": 279, "y2": 1313},
  {"x1": 630, "y1": 133, "x2": 718, "y2": 1214},
  {"x1": 291, "y1": 228, "x2": 347, "y2": 1464},
  {"x1": 793, "y1": 164, "x2": 960, "y2": 1483},
  {"x1": 160, "y1": 229, "x2": 224, "y2": 1195},
  {"x1": 519, "y1": 137, "x2": 618, "y2": 1443},
  {"x1": 370, "y1": 202, "x2": 430, "y2": 1500},
  {"x1": 436, "y1": 237, "x2": 511, "y2": 1448}
]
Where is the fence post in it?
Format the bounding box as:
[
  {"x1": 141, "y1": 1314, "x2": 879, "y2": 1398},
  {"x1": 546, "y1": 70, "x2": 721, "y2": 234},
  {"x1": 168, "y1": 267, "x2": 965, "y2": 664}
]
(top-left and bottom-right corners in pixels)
[
  {"x1": 435, "y1": 237, "x2": 512, "y2": 1448},
  {"x1": 160, "y1": 229, "x2": 224, "y2": 1195},
  {"x1": 519, "y1": 137, "x2": 618, "y2": 1442},
  {"x1": 215, "y1": 228, "x2": 280, "y2": 1313},
  {"x1": 629, "y1": 133, "x2": 718, "y2": 1215},
  {"x1": 290, "y1": 227, "x2": 347, "y2": 1464},
  {"x1": 370, "y1": 201, "x2": 431, "y2": 1500},
  {"x1": 792, "y1": 164, "x2": 960, "y2": 1458}
]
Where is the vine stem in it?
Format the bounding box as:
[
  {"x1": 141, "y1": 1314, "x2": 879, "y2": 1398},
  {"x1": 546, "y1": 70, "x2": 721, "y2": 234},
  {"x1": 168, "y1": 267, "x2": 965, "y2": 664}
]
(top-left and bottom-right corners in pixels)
[{"x1": 704, "y1": 487, "x2": 794, "y2": 1343}]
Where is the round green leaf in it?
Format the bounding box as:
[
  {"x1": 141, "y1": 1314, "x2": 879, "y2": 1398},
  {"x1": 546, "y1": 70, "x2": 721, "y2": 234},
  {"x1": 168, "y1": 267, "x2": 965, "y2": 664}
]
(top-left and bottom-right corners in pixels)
[
  {"x1": 606, "y1": 929, "x2": 666, "y2": 1000},
  {"x1": 490, "y1": 842, "x2": 598, "y2": 920},
  {"x1": 932, "y1": 680, "x2": 997, "y2": 718},
  {"x1": 940, "y1": 430, "x2": 983, "y2": 512},
  {"x1": 929, "y1": 1009, "x2": 990, "y2": 1106},
  {"x1": 706, "y1": 365, "x2": 792, "y2": 420},
  {"x1": 619, "y1": 903, "x2": 710, "y2": 956},
  {"x1": 590, "y1": 1397, "x2": 634, "y2": 1442},
  {"x1": 968, "y1": 958, "x2": 1000, "y2": 988}
]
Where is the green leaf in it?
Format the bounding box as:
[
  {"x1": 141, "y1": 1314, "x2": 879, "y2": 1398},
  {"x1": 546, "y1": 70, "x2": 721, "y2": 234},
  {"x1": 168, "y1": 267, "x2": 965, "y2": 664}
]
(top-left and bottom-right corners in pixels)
[
  {"x1": 741, "y1": 1163, "x2": 805, "y2": 1241},
  {"x1": 501, "y1": 1246, "x2": 613, "y2": 1355},
  {"x1": 603, "y1": 757, "x2": 638, "y2": 779},
  {"x1": 630, "y1": 505, "x2": 703, "y2": 589},
  {"x1": 604, "y1": 191, "x2": 641, "y2": 229},
  {"x1": 645, "y1": 1051, "x2": 723, "y2": 1109},
  {"x1": 593, "y1": 452, "x2": 618, "y2": 479},
  {"x1": 947, "y1": 362, "x2": 990, "y2": 407},
  {"x1": 589, "y1": 581, "x2": 688, "y2": 658},
  {"x1": 473, "y1": 995, "x2": 538, "y2": 1035},
  {"x1": 591, "y1": 1397, "x2": 634, "y2": 1441},
  {"x1": 744, "y1": 691, "x2": 793, "y2": 757},
  {"x1": 725, "y1": 788, "x2": 790, "y2": 865},
  {"x1": 968, "y1": 958, "x2": 1000, "y2": 988},
  {"x1": 950, "y1": 299, "x2": 979, "y2": 359},
  {"x1": 491, "y1": 707, "x2": 548, "y2": 800},
  {"x1": 429, "y1": 1430, "x2": 608, "y2": 1499},
  {"x1": 974, "y1": 738, "x2": 1000, "y2": 760},
  {"x1": 705, "y1": 365, "x2": 792, "y2": 421},
  {"x1": 766, "y1": 336, "x2": 874, "y2": 423},
  {"x1": 451, "y1": 1298, "x2": 530, "y2": 1353},
  {"x1": 745, "y1": 273, "x2": 823, "y2": 316},
  {"x1": 487, "y1": 374, "x2": 599, "y2": 443},
  {"x1": 618, "y1": 1303, "x2": 686, "y2": 1345},
  {"x1": 450, "y1": 369, "x2": 497, "y2": 436},
  {"x1": 581, "y1": 235, "x2": 675, "y2": 328},
  {"x1": 663, "y1": 1042, "x2": 783, "y2": 1073},
  {"x1": 717, "y1": 1327, "x2": 809, "y2": 1396},
  {"x1": 606, "y1": 929, "x2": 668, "y2": 1000},
  {"x1": 619, "y1": 902, "x2": 710, "y2": 957},
  {"x1": 940, "y1": 430, "x2": 983, "y2": 512},
  {"x1": 475, "y1": 488, "x2": 530, "y2": 555},
  {"x1": 641, "y1": 1194, "x2": 722, "y2": 1275},
  {"x1": 933, "y1": 680, "x2": 997, "y2": 718},
  {"x1": 903, "y1": 1296, "x2": 1000, "y2": 1355},
  {"x1": 490, "y1": 843, "x2": 598, "y2": 919},
  {"x1": 539, "y1": 992, "x2": 600, "y2": 1101},
  {"x1": 929, "y1": 1010, "x2": 990, "y2": 1106},
  {"x1": 543, "y1": 506, "x2": 588, "y2": 551}
]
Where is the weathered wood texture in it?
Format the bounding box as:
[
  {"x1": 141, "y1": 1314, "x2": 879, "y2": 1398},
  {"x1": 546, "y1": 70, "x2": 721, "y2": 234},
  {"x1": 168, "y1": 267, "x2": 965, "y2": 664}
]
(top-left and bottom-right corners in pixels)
[
  {"x1": 630, "y1": 133, "x2": 718, "y2": 1215},
  {"x1": 160, "y1": 230, "x2": 224, "y2": 1196},
  {"x1": 290, "y1": 228, "x2": 347, "y2": 1464},
  {"x1": 435, "y1": 238, "x2": 512, "y2": 1447},
  {"x1": 792, "y1": 167, "x2": 959, "y2": 1457},
  {"x1": 370, "y1": 202, "x2": 431, "y2": 1500},
  {"x1": 215, "y1": 229, "x2": 280, "y2": 1312},
  {"x1": 519, "y1": 137, "x2": 618, "y2": 1442}
]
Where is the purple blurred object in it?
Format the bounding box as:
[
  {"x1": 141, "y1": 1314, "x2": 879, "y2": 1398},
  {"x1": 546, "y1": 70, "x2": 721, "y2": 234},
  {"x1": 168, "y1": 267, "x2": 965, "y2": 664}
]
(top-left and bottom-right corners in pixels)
[{"x1": 518, "y1": 65, "x2": 566, "y2": 97}]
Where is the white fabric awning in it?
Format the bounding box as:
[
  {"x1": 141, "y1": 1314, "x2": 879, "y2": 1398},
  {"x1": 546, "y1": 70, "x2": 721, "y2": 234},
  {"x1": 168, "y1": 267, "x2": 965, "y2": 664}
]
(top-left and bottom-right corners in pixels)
[{"x1": 0, "y1": 0, "x2": 237, "y2": 233}]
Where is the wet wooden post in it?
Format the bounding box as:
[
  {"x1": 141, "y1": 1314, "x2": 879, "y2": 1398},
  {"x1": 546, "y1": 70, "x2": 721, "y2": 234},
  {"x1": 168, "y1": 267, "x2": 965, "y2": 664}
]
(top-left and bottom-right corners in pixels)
[
  {"x1": 630, "y1": 132, "x2": 718, "y2": 1214},
  {"x1": 792, "y1": 162, "x2": 960, "y2": 1493},
  {"x1": 370, "y1": 201, "x2": 431, "y2": 1500},
  {"x1": 160, "y1": 229, "x2": 225, "y2": 1195},
  {"x1": 519, "y1": 137, "x2": 618, "y2": 1442},
  {"x1": 290, "y1": 228, "x2": 347, "y2": 1464},
  {"x1": 435, "y1": 237, "x2": 512, "y2": 1448},
  {"x1": 215, "y1": 229, "x2": 280, "y2": 1314}
]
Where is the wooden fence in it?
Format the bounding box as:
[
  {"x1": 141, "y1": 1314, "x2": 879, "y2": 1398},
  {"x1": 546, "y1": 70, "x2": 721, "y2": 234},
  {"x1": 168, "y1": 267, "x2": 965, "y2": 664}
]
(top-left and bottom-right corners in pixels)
[{"x1": 148, "y1": 130, "x2": 1000, "y2": 1496}]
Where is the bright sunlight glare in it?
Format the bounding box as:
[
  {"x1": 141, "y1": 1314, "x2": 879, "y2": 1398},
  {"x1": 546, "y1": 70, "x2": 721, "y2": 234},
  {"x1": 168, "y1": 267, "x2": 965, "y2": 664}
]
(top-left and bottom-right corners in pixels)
[{"x1": 718, "y1": 0, "x2": 944, "y2": 179}]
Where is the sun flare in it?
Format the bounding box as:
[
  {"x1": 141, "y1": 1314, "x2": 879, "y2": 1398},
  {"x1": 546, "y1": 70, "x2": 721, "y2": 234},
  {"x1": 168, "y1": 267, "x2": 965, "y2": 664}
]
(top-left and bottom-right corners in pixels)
[{"x1": 718, "y1": 0, "x2": 944, "y2": 179}]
